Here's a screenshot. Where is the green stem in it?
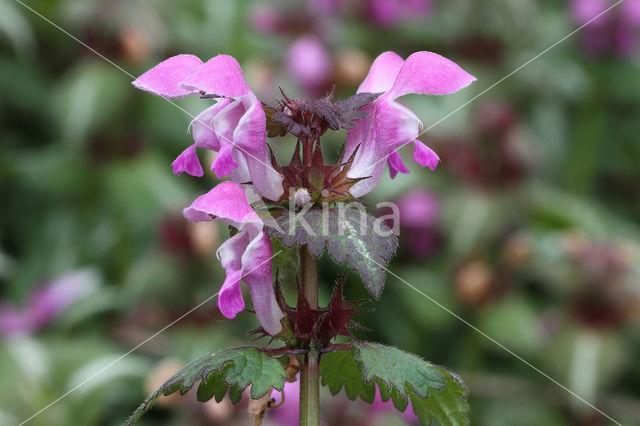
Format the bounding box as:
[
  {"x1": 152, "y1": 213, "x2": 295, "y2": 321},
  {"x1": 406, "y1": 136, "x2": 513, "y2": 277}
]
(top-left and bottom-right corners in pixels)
[
  {"x1": 299, "y1": 246, "x2": 320, "y2": 426},
  {"x1": 300, "y1": 246, "x2": 318, "y2": 307}
]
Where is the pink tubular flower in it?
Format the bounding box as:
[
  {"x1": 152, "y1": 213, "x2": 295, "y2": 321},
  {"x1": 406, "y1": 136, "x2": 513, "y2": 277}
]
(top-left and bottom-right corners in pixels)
[
  {"x1": 133, "y1": 54, "x2": 284, "y2": 201},
  {"x1": 366, "y1": 0, "x2": 432, "y2": 27},
  {"x1": 344, "y1": 51, "x2": 475, "y2": 198},
  {"x1": 183, "y1": 181, "x2": 284, "y2": 335}
]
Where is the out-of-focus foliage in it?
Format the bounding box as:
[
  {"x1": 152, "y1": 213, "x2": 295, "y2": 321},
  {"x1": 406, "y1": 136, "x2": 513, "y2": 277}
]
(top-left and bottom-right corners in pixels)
[{"x1": 1, "y1": 0, "x2": 639, "y2": 425}]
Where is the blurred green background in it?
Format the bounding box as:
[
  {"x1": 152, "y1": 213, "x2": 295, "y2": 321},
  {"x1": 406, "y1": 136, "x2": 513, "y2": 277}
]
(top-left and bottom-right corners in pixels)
[{"x1": 1, "y1": 0, "x2": 639, "y2": 425}]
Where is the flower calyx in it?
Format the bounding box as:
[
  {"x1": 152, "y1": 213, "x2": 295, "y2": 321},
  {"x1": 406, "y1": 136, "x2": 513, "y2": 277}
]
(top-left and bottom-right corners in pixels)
[
  {"x1": 268, "y1": 139, "x2": 369, "y2": 205},
  {"x1": 249, "y1": 273, "x2": 370, "y2": 349}
]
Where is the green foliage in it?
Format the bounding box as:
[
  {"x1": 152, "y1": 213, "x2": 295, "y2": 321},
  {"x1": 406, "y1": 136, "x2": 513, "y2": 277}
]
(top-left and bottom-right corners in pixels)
[
  {"x1": 320, "y1": 342, "x2": 469, "y2": 425},
  {"x1": 123, "y1": 347, "x2": 285, "y2": 425},
  {"x1": 266, "y1": 207, "x2": 398, "y2": 297}
]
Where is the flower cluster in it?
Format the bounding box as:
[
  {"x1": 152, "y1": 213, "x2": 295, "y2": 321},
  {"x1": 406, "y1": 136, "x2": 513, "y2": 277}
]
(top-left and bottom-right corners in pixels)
[{"x1": 133, "y1": 50, "x2": 474, "y2": 335}]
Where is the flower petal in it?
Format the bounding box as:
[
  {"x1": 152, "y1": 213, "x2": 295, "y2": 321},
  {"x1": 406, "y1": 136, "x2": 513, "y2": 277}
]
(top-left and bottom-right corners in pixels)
[
  {"x1": 388, "y1": 51, "x2": 476, "y2": 99},
  {"x1": 375, "y1": 100, "x2": 421, "y2": 151},
  {"x1": 232, "y1": 95, "x2": 284, "y2": 201},
  {"x1": 211, "y1": 144, "x2": 239, "y2": 178},
  {"x1": 347, "y1": 100, "x2": 420, "y2": 197},
  {"x1": 357, "y1": 51, "x2": 404, "y2": 93},
  {"x1": 242, "y1": 233, "x2": 283, "y2": 335},
  {"x1": 132, "y1": 54, "x2": 203, "y2": 98},
  {"x1": 183, "y1": 181, "x2": 262, "y2": 228},
  {"x1": 188, "y1": 101, "x2": 233, "y2": 151},
  {"x1": 217, "y1": 269, "x2": 245, "y2": 318},
  {"x1": 172, "y1": 145, "x2": 204, "y2": 176},
  {"x1": 387, "y1": 150, "x2": 409, "y2": 179},
  {"x1": 215, "y1": 225, "x2": 282, "y2": 333},
  {"x1": 180, "y1": 54, "x2": 252, "y2": 98},
  {"x1": 217, "y1": 231, "x2": 251, "y2": 318},
  {"x1": 413, "y1": 140, "x2": 439, "y2": 170},
  {"x1": 212, "y1": 96, "x2": 248, "y2": 134}
]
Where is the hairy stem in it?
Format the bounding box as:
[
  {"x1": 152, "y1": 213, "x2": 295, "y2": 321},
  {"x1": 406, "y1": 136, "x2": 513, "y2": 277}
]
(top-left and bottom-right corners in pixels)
[{"x1": 299, "y1": 246, "x2": 319, "y2": 426}]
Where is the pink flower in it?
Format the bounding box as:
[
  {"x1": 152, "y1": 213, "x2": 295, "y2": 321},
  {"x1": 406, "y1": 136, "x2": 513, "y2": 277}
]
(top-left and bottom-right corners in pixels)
[
  {"x1": 366, "y1": 0, "x2": 432, "y2": 27},
  {"x1": 398, "y1": 189, "x2": 442, "y2": 258},
  {"x1": 571, "y1": 0, "x2": 640, "y2": 56},
  {"x1": 397, "y1": 188, "x2": 440, "y2": 228},
  {"x1": 0, "y1": 270, "x2": 97, "y2": 337},
  {"x1": 287, "y1": 35, "x2": 333, "y2": 96},
  {"x1": 133, "y1": 54, "x2": 283, "y2": 201},
  {"x1": 269, "y1": 379, "x2": 418, "y2": 425},
  {"x1": 344, "y1": 51, "x2": 475, "y2": 198},
  {"x1": 369, "y1": 388, "x2": 419, "y2": 424},
  {"x1": 269, "y1": 378, "x2": 300, "y2": 425},
  {"x1": 183, "y1": 181, "x2": 284, "y2": 335}
]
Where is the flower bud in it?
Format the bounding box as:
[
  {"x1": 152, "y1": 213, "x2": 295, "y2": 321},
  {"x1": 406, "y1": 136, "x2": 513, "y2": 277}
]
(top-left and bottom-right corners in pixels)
[{"x1": 293, "y1": 188, "x2": 312, "y2": 206}]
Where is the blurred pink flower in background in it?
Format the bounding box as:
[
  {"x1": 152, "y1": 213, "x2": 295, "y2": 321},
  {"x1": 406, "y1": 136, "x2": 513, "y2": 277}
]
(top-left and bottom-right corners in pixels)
[
  {"x1": 268, "y1": 379, "x2": 418, "y2": 425},
  {"x1": 253, "y1": 0, "x2": 433, "y2": 38},
  {"x1": 268, "y1": 378, "x2": 301, "y2": 425},
  {"x1": 571, "y1": 0, "x2": 640, "y2": 56},
  {"x1": 287, "y1": 35, "x2": 333, "y2": 96},
  {"x1": 307, "y1": 0, "x2": 343, "y2": 15},
  {"x1": 369, "y1": 388, "x2": 419, "y2": 424},
  {"x1": 250, "y1": 5, "x2": 282, "y2": 33},
  {"x1": 438, "y1": 101, "x2": 534, "y2": 190},
  {"x1": 396, "y1": 189, "x2": 442, "y2": 259},
  {"x1": 366, "y1": 0, "x2": 432, "y2": 27},
  {"x1": 0, "y1": 269, "x2": 97, "y2": 337},
  {"x1": 397, "y1": 188, "x2": 440, "y2": 228}
]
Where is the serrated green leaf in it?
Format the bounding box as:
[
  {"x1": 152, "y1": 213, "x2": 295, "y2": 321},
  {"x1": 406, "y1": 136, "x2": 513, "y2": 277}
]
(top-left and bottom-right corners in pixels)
[
  {"x1": 356, "y1": 342, "x2": 444, "y2": 398},
  {"x1": 123, "y1": 347, "x2": 285, "y2": 426},
  {"x1": 265, "y1": 207, "x2": 398, "y2": 297},
  {"x1": 319, "y1": 342, "x2": 469, "y2": 426},
  {"x1": 229, "y1": 384, "x2": 243, "y2": 404},
  {"x1": 196, "y1": 365, "x2": 230, "y2": 403},
  {"x1": 408, "y1": 370, "x2": 470, "y2": 426},
  {"x1": 320, "y1": 348, "x2": 376, "y2": 401}
]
